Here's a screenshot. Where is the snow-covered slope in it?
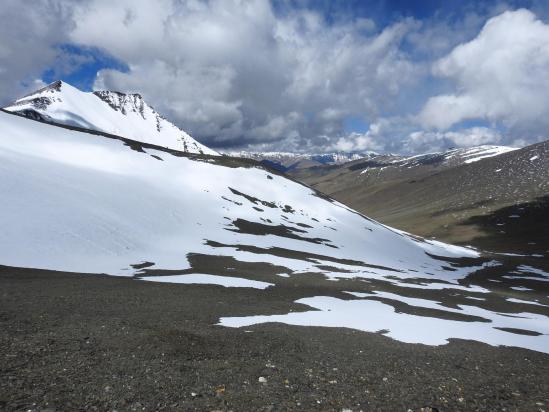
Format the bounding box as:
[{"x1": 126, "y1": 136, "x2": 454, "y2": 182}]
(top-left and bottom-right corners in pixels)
[
  {"x1": 391, "y1": 145, "x2": 518, "y2": 168},
  {"x1": 0, "y1": 109, "x2": 477, "y2": 278},
  {"x1": 4, "y1": 80, "x2": 217, "y2": 155},
  {"x1": 445, "y1": 145, "x2": 518, "y2": 164}
]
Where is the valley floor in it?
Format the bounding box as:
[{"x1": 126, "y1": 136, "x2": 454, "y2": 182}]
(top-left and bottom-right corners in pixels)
[{"x1": 1, "y1": 266, "x2": 548, "y2": 411}]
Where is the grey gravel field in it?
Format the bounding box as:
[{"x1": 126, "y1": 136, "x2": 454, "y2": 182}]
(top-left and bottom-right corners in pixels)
[{"x1": 1, "y1": 265, "x2": 548, "y2": 412}]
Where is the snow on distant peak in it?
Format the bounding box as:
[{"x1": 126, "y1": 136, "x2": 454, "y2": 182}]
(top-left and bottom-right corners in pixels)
[
  {"x1": 4, "y1": 80, "x2": 217, "y2": 155},
  {"x1": 446, "y1": 145, "x2": 518, "y2": 164},
  {"x1": 379, "y1": 145, "x2": 518, "y2": 169},
  {"x1": 225, "y1": 150, "x2": 376, "y2": 168}
]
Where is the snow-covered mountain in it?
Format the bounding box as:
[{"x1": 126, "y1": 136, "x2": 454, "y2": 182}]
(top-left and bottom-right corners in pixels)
[
  {"x1": 3, "y1": 80, "x2": 217, "y2": 155},
  {"x1": 2, "y1": 109, "x2": 548, "y2": 353}
]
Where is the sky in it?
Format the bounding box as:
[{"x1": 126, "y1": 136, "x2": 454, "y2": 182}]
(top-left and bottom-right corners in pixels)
[{"x1": 2, "y1": 0, "x2": 549, "y2": 154}]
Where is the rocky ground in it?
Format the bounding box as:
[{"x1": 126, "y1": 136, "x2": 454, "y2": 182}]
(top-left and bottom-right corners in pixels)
[{"x1": 1, "y1": 265, "x2": 548, "y2": 411}]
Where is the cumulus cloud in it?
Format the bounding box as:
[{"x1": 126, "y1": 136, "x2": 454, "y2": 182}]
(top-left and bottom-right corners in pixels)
[
  {"x1": 330, "y1": 118, "x2": 411, "y2": 153},
  {"x1": 67, "y1": 0, "x2": 420, "y2": 149},
  {"x1": 0, "y1": 0, "x2": 75, "y2": 104},
  {"x1": 418, "y1": 9, "x2": 549, "y2": 133},
  {"x1": 332, "y1": 130, "x2": 383, "y2": 153}
]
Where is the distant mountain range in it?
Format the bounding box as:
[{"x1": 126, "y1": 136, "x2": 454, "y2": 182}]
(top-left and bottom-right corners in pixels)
[
  {"x1": 223, "y1": 150, "x2": 377, "y2": 172},
  {"x1": 224, "y1": 145, "x2": 518, "y2": 172}
]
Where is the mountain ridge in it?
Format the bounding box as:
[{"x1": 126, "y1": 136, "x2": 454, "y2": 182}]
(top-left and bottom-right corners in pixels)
[
  {"x1": 291, "y1": 138, "x2": 548, "y2": 252},
  {"x1": 225, "y1": 145, "x2": 517, "y2": 173},
  {"x1": 4, "y1": 80, "x2": 217, "y2": 155}
]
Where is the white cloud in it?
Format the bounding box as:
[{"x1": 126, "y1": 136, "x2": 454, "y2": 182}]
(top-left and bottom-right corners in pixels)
[
  {"x1": 418, "y1": 9, "x2": 549, "y2": 132},
  {"x1": 333, "y1": 130, "x2": 383, "y2": 153},
  {"x1": 0, "y1": 0, "x2": 74, "y2": 104},
  {"x1": 67, "y1": 0, "x2": 420, "y2": 149},
  {"x1": 330, "y1": 117, "x2": 413, "y2": 153}
]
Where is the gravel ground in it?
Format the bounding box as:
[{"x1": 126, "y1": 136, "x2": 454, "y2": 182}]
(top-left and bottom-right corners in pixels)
[{"x1": 1, "y1": 265, "x2": 549, "y2": 411}]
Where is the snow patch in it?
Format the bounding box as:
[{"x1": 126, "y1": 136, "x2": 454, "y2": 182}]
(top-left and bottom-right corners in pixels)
[
  {"x1": 219, "y1": 292, "x2": 549, "y2": 353},
  {"x1": 140, "y1": 274, "x2": 274, "y2": 289}
]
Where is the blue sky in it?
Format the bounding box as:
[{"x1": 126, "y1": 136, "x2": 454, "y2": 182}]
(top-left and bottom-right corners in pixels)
[
  {"x1": 275, "y1": 0, "x2": 549, "y2": 28},
  {"x1": 42, "y1": 45, "x2": 128, "y2": 92},
  {"x1": 2, "y1": 0, "x2": 549, "y2": 153}
]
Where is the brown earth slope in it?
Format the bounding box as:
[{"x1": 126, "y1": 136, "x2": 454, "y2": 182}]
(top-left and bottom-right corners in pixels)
[{"x1": 291, "y1": 141, "x2": 549, "y2": 254}]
